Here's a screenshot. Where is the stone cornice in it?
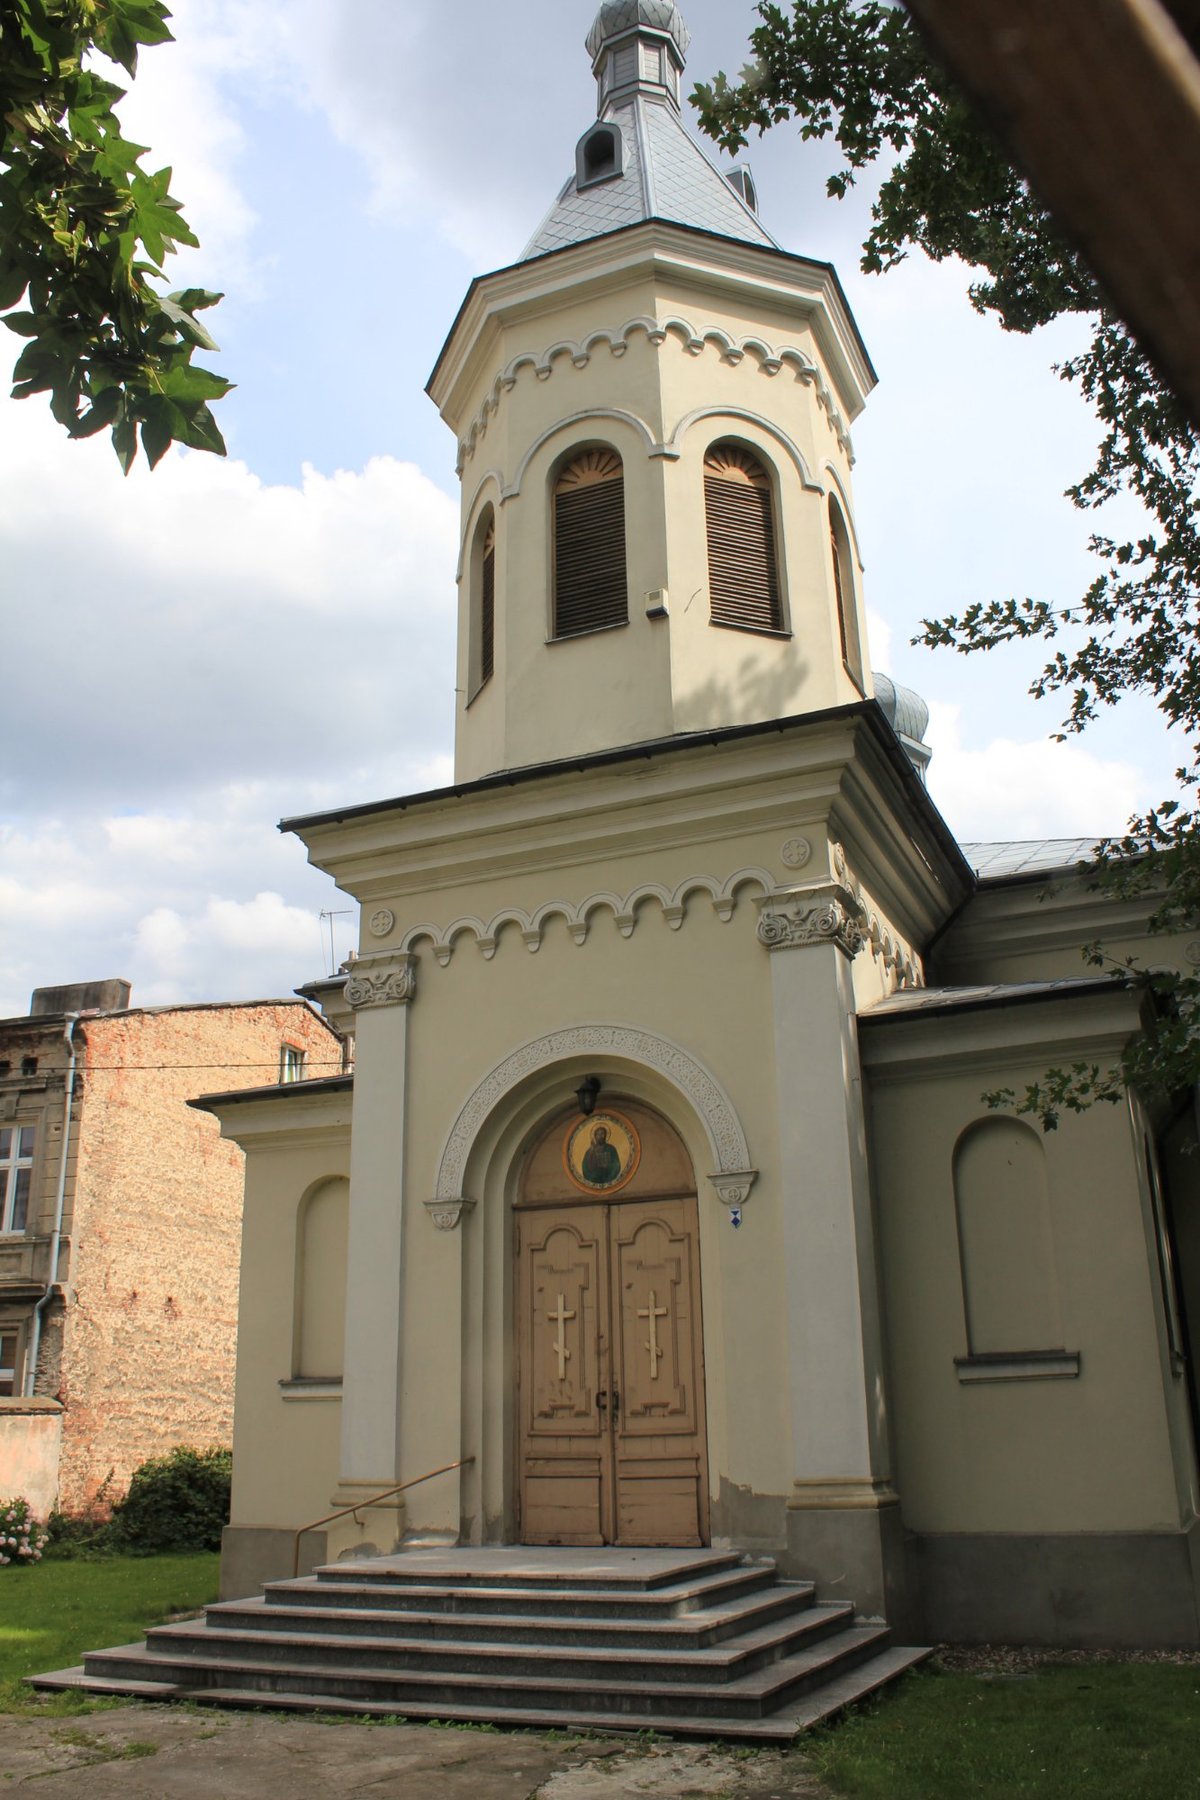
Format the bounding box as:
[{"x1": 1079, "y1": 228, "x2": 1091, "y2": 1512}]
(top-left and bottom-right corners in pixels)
[
  {"x1": 428, "y1": 220, "x2": 875, "y2": 434},
  {"x1": 287, "y1": 710, "x2": 971, "y2": 950}
]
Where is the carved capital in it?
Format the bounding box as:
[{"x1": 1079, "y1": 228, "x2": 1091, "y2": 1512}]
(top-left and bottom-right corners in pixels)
[
  {"x1": 756, "y1": 885, "x2": 864, "y2": 959},
  {"x1": 344, "y1": 953, "x2": 417, "y2": 1010},
  {"x1": 425, "y1": 1196, "x2": 476, "y2": 1231},
  {"x1": 706, "y1": 1169, "x2": 757, "y2": 1228}
]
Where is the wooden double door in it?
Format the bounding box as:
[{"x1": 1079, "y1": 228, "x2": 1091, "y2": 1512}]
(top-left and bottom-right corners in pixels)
[{"x1": 517, "y1": 1191, "x2": 709, "y2": 1546}]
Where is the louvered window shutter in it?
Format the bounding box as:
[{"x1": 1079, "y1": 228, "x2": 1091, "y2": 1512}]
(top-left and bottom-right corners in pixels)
[
  {"x1": 830, "y1": 516, "x2": 850, "y2": 667},
  {"x1": 704, "y1": 444, "x2": 783, "y2": 632},
  {"x1": 481, "y1": 522, "x2": 495, "y2": 684},
  {"x1": 554, "y1": 450, "x2": 628, "y2": 638}
]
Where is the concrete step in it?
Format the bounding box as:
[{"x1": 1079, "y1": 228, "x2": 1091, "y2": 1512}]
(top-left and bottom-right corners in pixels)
[
  {"x1": 306, "y1": 1547, "x2": 745, "y2": 1594},
  {"x1": 29, "y1": 1548, "x2": 931, "y2": 1739},
  {"x1": 261, "y1": 1561, "x2": 778, "y2": 1620},
  {"x1": 71, "y1": 1622, "x2": 891, "y2": 1721},
  {"x1": 139, "y1": 1601, "x2": 854, "y2": 1685},
  {"x1": 210, "y1": 1579, "x2": 816, "y2": 1649},
  {"x1": 27, "y1": 1643, "x2": 933, "y2": 1742}
]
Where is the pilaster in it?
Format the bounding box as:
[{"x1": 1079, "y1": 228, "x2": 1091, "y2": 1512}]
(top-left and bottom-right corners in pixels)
[
  {"x1": 336, "y1": 952, "x2": 416, "y2": 1553},
  {"x1": 757, "y1": 884, "x2": 909, "y2": 1622}
]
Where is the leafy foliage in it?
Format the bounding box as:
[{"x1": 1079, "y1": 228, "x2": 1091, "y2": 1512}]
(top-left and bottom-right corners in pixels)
[
  {"x1": 106, "y1": 1446, "x2": 231, "y2": 1553},
  {"x1": 0, "y1": 0, "x2": 230, "y2": 468},
  {"x1": 695, "y1": 1, "x2": 1200, "y2": 1125}
]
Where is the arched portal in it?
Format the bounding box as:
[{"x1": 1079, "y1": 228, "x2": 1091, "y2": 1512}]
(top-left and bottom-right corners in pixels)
[{"x1": 514, "y1": 1099, "x2": 709, "y2": 1547}]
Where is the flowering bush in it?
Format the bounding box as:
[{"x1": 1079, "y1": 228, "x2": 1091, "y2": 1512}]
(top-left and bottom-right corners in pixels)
[{"x1": 0, "y1": 1496, "x2": 49, "y2": 1567}]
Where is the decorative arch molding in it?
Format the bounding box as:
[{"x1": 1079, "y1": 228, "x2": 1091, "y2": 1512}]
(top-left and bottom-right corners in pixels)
[
  {"x1": 456, "y1": 470, "x2": 504, "y2": 581},
  {"x1": 455, "y1": 315, "x2": 853, "y2": 474},
  {"x1": 399, "y1": 866, "x2": 774, "y2": 965},
  {"x1": 433, "y1": 1022, "x2": 755, "y2": 1203},
  {"x1": 670, "y1": 407, "x2": 823, "y2": 492},
  {"x1": 502, "y1": 409, "x2": 661, "y2": 503},
  {"x1": 823, "y1": 463, "x2": 865, "y2": 573}
]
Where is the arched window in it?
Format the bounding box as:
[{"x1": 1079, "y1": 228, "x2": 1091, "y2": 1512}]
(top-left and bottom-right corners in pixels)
[
  {"x1": 553, "y1": 448, "x2": 628, "y2": 639},
  {"x1": 829, "y1": 497, "x2": 864, "y2": 689},
  {"x1": 480, "y1": 515, "x2": 495, "y2": 686},
  {"x1": 468, "y1": 508, "x2": 495, "y2": 698},
  {"x1": 704, "y1": 442, "x2": 783, "y2": 633}
]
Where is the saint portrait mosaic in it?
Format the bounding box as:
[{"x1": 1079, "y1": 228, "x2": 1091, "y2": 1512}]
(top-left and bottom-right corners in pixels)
[{"x1": 563, "y1": 1109, "x2": 641, "y2": 1195}]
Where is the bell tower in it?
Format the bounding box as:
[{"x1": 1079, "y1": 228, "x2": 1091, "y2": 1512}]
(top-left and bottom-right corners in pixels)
[{"x1": 428, "y1": 0, "x2": 879, "y2": 784}]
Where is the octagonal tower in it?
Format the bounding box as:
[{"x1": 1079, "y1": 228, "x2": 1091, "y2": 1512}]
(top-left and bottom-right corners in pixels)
[{"x1": 429, "y1": 0, "x2": 877, "y2": 783}]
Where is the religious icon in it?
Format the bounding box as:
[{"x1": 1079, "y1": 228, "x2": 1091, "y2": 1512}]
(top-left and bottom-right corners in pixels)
[{"x1": 563, "y1": 1109, "x2": 640, "y2": 1195}]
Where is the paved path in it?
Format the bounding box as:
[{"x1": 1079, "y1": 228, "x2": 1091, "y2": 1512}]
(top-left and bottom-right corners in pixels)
[{"x1": 0, "y1": 1703, "x2": 832, "y2": 1798}]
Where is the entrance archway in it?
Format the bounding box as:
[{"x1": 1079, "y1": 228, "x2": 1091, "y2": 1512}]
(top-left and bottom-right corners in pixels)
[{"x1": 515, "y1": 1099, "x2": 709, "y2": 1546}]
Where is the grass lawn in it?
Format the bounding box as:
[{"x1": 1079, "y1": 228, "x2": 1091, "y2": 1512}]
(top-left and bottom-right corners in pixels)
[
  {"x1": 0, "y1": 1553, "x2": 219, "y2": 1713},
  {"x1": 807, "y1": 1659, "x2": 1200, "y2": 1800}
]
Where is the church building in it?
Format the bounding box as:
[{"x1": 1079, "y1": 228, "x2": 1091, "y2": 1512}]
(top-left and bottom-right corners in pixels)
[{"x1": 202, "y1": 0, "x2": 1200, "y2": 1660}]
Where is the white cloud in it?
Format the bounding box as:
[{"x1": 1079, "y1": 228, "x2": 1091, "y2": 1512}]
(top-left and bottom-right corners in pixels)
[{"x1": 924, "y1": 702, "x2": 1149, "y2": 842}]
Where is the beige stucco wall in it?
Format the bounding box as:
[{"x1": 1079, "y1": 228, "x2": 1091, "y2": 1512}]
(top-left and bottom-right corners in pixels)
[
  {"x1": 0, "y1": 1401, "x2": 62, "y2": 1518},
  {"x1": 863, "y1": 993, "x2": 1196, "y2": 1537},
  {"x1": 220, "y1": 1095, "x2": 351, "y2": 1537}
]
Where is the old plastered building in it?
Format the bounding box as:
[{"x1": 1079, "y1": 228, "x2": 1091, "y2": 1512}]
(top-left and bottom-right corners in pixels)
[
  {"x1": 0, "y1": 980, "x2": 343, "y2": 1517},
  {"x1": 201, "y1": 1, "x2": 1200, "y2": 1651}
]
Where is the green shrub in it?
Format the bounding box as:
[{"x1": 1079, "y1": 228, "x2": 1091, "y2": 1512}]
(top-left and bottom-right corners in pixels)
[
  {"x1": 0, "y1": 1496, "x2": 48, "y2": 1567},
  {"x1": 107, "y1": 1447, "x2": 232, "y2": 1553}
]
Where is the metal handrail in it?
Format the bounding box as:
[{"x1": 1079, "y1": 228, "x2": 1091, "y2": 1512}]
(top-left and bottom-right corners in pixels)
[{"x1": 291, "y1": 1456, "x2": 475, "y2": 1577}]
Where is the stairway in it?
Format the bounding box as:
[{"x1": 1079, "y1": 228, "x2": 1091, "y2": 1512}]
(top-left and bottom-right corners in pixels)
[{"x1": 31, "y1": 1546, "x2": 929, "y2": 1740}]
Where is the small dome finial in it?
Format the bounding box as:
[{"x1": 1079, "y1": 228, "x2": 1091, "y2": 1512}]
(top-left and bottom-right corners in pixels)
[
  {"x1": 586, "y1": 2, "x2": 691, "y2": 112},
  {"x1": 586, "y1": 0, "x2": 691, "y2": 64}
]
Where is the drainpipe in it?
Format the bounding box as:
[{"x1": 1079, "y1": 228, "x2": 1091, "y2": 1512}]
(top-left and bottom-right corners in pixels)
[{"x1": 24, "y1": 1014, "x2": 79, "y2": 1398}]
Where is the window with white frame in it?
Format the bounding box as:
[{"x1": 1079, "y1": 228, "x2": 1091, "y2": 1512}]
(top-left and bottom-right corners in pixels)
[
  {"x1": 0, "y1": 1327, "x2": 18, "y2": 1397},
  {"x1": 279, "y1": 1044, "x2": 306, "y2": 1084},
  {"x1": 0, "y1": 1126, "x2": 34, "y2": 1233}
]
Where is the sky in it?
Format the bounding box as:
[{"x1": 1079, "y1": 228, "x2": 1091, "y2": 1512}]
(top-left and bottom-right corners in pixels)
[{"x1": 0, "y1": 0, "x2": 1182, "y2": 1018}]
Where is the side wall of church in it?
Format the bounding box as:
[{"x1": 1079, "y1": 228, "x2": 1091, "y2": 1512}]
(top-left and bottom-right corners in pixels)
[{"x1": 863, "y1": 991, "x2": 1200, "y2": 1646}]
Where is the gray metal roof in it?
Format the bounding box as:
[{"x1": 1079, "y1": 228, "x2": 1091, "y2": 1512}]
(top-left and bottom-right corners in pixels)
[
  {"x1": 862, "y1": 977, "x2": 1121, "y2": 1020},
  {"x1": 586, "y1": 0, "x2": 690, "y2": 61},
  {"x1": 959, "y1": 839, "x2": 1102, "y2": 880},
  {"x1": 522, "y1": 95, "x2": 778, "y2": 259}
]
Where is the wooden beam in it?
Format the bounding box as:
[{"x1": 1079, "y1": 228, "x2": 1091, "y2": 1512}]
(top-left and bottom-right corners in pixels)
[{"x1": 904, "y1": 0, "x2": 1200, "y2": 425}]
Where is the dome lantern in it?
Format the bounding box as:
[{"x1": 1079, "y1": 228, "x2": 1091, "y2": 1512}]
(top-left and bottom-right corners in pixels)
[{"x1": 585, "y1": 0, "x2": 691, "y2": 112}]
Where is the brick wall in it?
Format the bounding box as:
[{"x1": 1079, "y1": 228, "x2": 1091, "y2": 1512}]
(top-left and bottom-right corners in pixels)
[{"x1": 54, "y1": 1002, "x2": 341, "y2": 1513}]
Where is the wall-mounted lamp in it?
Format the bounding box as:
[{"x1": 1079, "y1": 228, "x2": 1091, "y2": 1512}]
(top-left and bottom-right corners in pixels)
[{"x1": 576, "y1": 1075, "x2": 601, "y2": 1117}]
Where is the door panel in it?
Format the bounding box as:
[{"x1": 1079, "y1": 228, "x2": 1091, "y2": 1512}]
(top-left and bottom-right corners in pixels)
[
  {"x1": 611, "y1": 1200, "x2": 708, "y2": 1545},
  {"x1": 517, "y1": 1209, "x2": 609, "y2": 1543},
  {"x1": 517, "y1": 1192, "x2": 708, "y2": 1546}
]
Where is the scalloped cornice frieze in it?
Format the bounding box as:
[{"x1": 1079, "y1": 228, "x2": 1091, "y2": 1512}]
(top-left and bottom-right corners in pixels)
[
  {"x1": 456, "y1": 316, "x2": 853, "y2": 474},
  {"x1": 397, "y1": 868, "x2": 773, "y2": 966}
]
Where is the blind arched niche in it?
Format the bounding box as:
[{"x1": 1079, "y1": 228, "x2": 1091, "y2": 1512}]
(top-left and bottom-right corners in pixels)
[{"x1": 954, "y1": 1118, "x2": 1064, "y2": 1357}]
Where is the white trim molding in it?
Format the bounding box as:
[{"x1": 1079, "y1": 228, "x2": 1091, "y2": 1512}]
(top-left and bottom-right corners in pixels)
[{"x1": 433, "y1": 1024, "x2": 755, "y2": 1204}]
